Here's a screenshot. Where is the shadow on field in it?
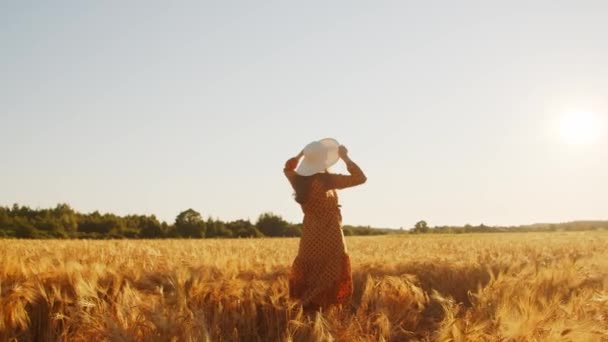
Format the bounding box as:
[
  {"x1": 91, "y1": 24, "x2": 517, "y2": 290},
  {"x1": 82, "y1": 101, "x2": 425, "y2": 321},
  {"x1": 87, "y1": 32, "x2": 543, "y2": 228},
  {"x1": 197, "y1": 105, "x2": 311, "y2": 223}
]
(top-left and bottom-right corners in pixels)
[
  {"x1": 352, "y1": 261, "x2": 501, "y2": 307},
  {"x1": 345, "y1": 261, "x2": 507, "y2": 335}
]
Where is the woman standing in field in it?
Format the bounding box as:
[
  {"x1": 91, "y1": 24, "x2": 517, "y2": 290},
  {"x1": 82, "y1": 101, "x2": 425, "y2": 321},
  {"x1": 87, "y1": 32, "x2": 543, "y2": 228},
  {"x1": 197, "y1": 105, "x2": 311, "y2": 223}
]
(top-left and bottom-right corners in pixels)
[{"x1": 283, "y1": 139, "x2": 367, "y2": 310}]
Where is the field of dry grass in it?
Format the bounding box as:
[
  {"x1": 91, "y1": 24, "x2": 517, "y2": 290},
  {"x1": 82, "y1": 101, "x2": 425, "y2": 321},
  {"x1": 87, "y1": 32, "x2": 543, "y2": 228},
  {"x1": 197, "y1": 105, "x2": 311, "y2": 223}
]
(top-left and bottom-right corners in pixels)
[{"x1": 1, "y1": 232, "x2": 607, "y2": 341}]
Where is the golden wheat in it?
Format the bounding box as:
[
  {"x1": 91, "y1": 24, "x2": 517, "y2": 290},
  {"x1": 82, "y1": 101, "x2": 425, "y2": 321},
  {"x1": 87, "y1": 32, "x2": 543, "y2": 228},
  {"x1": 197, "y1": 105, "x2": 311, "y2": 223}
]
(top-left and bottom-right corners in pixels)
[{"x1": 1, "y1": 232, "x2": 607, "y2": 341}]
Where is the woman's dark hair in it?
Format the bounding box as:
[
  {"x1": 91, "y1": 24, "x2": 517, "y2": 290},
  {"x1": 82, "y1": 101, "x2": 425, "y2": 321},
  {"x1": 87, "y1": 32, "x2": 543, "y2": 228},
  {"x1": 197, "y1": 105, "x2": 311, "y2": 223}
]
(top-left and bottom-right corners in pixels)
[{"x1": 293, "y1": 173, "x2": 331, "y2": 205}]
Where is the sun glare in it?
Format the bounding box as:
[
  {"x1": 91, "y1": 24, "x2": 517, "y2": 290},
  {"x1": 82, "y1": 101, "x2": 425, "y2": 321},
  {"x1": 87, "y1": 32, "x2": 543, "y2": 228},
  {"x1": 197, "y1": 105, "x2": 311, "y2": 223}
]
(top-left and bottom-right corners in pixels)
[{"x1": 559, "y1": 111, "x2": 603, "y2": 145}]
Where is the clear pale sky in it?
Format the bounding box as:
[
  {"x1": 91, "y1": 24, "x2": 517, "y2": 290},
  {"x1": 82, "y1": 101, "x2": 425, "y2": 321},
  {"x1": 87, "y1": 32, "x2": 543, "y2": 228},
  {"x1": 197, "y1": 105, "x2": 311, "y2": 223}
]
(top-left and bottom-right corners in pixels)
[{"x1": 2, "y1": 1, "x2": 607, "y2": 228}]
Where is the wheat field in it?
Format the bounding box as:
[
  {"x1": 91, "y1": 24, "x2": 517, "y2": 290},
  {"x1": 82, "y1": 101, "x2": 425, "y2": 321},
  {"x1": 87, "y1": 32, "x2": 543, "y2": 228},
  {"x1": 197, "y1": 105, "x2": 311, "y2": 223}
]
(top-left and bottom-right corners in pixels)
[{"x1": 1, "y1": 232, "x2": 607, "y2": 341}]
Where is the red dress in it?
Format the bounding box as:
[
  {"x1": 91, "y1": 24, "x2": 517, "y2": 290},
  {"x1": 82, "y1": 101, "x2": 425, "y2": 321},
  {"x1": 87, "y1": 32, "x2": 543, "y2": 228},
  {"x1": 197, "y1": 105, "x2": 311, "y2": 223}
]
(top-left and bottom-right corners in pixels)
[{"x1": 284, "y1": 157, "x2": 366, "y2": 307}]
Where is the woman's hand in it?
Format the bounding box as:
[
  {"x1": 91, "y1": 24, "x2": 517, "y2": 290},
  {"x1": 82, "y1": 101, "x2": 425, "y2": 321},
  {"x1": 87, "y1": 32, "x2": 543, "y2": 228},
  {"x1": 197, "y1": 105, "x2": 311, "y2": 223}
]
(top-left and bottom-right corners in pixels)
[
  {"x1": 285, "y1": 151, "x2": 304, "y2": 171},
  {"x1": 338, "y1": 145, "x2": 349, "y2": 159}
]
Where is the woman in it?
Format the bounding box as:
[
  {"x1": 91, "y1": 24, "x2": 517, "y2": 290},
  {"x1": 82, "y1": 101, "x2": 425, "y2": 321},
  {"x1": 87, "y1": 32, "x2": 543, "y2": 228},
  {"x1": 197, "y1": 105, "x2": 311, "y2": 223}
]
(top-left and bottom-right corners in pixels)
[{"x1": 283, "y1": 139, "x2": 367, "y2": 310}]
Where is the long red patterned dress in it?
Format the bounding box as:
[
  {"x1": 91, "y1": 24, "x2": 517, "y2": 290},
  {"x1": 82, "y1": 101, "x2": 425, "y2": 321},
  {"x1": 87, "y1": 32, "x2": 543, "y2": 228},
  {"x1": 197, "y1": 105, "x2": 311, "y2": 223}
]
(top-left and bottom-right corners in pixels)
[{"x1": 284, "y1": 157, "x2": 367, "y2": 308}]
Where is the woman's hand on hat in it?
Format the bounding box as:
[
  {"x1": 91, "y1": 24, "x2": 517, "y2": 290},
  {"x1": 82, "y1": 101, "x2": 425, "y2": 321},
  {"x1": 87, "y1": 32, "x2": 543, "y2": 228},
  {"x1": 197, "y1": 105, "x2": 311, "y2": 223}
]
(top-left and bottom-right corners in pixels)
[
  {"x1": 286, "y1": 151, "x2": 303, "y2": 171},
  {"x1": 338, "y1": 145, "x2": 349, "y2": 159}
]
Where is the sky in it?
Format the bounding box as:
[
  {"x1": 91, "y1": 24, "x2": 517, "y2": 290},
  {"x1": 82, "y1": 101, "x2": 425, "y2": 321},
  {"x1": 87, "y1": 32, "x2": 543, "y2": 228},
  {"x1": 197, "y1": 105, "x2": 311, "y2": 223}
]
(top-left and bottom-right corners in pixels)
[{"x1": 1, "y1": 1, "x2": 607, "y2": 228}]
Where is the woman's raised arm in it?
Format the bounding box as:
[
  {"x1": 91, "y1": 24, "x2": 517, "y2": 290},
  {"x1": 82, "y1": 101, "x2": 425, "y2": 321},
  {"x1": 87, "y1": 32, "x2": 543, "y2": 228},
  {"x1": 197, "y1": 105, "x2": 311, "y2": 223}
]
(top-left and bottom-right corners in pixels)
[
  {"x1": 327, "y1": 146, "x2": 367, "y2": 190},
  {"x1": 283, "y1": 151, "x2": 304, "y2": 183}
]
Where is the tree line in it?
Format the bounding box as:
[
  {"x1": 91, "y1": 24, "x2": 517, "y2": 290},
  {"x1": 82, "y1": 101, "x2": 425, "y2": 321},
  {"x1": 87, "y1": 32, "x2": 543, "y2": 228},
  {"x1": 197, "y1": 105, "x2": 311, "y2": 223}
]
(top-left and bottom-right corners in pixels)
[
  {"x1": 0, "y1": 204, "x2": 391, "y2": 239},
  {"x1": 408, "y1": 220, "x2": 608, "y2": 234},
  {"x1": 2, "y1": 204, "x2": 602, "y2": 239}
]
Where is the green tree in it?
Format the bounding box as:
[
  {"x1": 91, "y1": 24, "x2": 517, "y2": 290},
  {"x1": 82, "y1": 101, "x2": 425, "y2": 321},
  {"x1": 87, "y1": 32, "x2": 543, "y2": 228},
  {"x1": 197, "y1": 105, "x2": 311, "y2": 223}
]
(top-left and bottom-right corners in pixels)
[
  {"x1": 283, "y1": 224, "x2": 302, "y2": 237},
  {"x1": 205, "y1": 218, "x2": 232, "y2": 238},
  {"x1": 139, "y1": 216, "x2": 164, "y2": 238},
  {"x1": 53, "y1": 203, "x2": 78, "y2": 234},
  {"x1": 0, "y1": 206, "x2": 13, "y2": 235},
  {"x1": 14, "y1": 219, "x2": 42, "y2": 238},
  {"x1": 256, "y1": 212, "x2": 289, "y2": 237},
  {"x1": 226, "y1": 220, "x2": 262, "y2": 238},
  {"x1": 36, "y1": 219, "x2": 68, "y2": 238},
  {"x1": 78, "y1": 212, "x2": 124, "y2": 236},
  {"x1": 175, "y1": 209, "x2": 206, "y2": 238},
  {"x1": 413, "y1": 220, "x2": 430, "y2": 234}
]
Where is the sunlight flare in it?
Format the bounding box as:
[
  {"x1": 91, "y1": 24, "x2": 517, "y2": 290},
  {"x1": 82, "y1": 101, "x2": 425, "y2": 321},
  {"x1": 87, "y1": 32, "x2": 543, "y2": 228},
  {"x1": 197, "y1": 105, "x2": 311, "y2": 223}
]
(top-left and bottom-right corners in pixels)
[{"x1": 559, "y1": 111, "x2": 603, "y2": 145}]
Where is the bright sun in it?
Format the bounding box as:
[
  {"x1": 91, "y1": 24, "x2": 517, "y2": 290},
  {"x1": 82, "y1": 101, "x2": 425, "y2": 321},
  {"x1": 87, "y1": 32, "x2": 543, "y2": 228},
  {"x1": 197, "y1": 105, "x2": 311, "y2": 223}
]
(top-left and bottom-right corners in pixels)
[{"x1": 559, "y1": 111, "x2": 603, "y2": 145}]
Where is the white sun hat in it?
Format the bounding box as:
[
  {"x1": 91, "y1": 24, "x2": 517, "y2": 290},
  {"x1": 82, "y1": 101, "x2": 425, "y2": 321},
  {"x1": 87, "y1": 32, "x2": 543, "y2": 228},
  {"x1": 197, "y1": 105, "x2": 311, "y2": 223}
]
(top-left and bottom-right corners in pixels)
[{"x1": 295, "y1": 138, "x2": 340, "y2": 176}]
